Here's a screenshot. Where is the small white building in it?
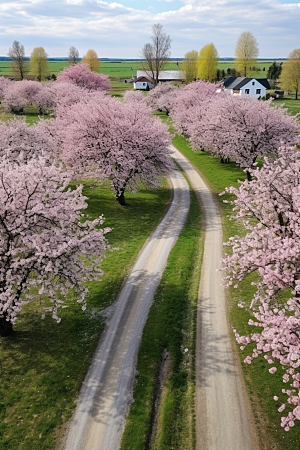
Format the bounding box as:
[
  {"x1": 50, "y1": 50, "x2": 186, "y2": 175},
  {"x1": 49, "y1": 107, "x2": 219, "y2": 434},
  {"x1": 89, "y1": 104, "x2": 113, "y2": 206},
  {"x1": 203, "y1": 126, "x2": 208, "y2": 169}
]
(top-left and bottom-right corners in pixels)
[
  {"x1": 224, "y1": 77, "x2": 270, "y2": 98},
  {"x1": 136, "y1": 70, "x2": 185, "y2": 84},
  {"x1": 133, "y1": 76, "x2": 154, "y2": 90}
]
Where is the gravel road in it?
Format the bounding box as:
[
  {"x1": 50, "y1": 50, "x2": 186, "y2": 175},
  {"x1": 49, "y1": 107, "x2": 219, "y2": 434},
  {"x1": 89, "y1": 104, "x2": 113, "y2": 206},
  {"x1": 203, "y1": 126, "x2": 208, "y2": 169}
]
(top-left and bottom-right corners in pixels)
[
  {"x1": 171, "y1": 146, "x2": 260, "y2": 450},
  {"x1": 62, "y1": 165, "x2": 190, "y2": 450}
]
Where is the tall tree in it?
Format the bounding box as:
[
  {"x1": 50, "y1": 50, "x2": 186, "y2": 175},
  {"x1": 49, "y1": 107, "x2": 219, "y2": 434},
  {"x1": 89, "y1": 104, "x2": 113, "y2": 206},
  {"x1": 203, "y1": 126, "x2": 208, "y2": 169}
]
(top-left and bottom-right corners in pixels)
[
  {"x1": 140, "y1": 23, "x2": 171, "y2": 86},
  {"x1": 181, "y1": 50, "x2": 198, "y2": 84},
  {"x1": 30, "y1": 47, "x2": 49, "y2": 81},
  {"x1": 82, "y1": 49, "x2": 100, "y2": 72},
  {"x1": 267, "y1": 61, "x2": 282, "y2": 89},
  {"x1": 7, "y1": 40, "x2": 29, "y2": 80},
  {"x1": 280, "y1": 48, "x2": 300, "y2": 100},
  {"x1": 234, "y1": 31, "x2": 259, "y2": 77},
  {"x1": 68, "y1": 46, "x2": 79, "y2": 65},
  {"x1": 56, "y1": 93, "x2": 173, "y2": 205},
  {"x1": 197, "y1": 43, "x2": 219, "y2": 82}
]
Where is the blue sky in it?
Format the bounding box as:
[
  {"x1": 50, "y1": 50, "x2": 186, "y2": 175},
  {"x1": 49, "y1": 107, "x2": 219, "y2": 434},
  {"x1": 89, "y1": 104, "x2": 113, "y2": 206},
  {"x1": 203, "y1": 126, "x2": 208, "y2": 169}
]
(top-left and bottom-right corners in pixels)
[{"x1": 0, "y1": 0, "x2": 299, "y2": 58}]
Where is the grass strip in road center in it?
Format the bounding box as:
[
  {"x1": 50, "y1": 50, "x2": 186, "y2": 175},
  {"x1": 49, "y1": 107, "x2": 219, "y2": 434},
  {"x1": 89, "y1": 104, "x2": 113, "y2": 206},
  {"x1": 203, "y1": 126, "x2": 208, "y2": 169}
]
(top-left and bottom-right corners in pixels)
[{"x1": 120, "y1": 185, "x2": 202, "y2": 450}]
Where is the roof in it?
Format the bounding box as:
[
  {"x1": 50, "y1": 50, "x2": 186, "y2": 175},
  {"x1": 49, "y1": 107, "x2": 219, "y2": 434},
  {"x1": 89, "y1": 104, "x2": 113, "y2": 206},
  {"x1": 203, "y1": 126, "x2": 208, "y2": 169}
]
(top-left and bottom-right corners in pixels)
[
  {"x1": 224, "y1": 77, "x2": 271, "y2": 90},
  {"x1": 133, "y1": 76, "x2": 153, "y2": 83},
  {"x1": 136, "y1": 70, "x2": 185, "y2": 81}
]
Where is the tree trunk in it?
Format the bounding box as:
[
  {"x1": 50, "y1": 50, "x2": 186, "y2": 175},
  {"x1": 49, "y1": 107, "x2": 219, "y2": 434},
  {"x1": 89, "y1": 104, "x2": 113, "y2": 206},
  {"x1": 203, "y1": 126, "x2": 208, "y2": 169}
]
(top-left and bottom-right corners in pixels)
[
  {"x1": 116, "y1": 190, "x2": 126, "y2": 206},
  {"x1": 0, "y1": 316, "x2": 13, "y2": 337},
  {"x1": 246, "y1": 170, "x2": 252, "y2": 181}
]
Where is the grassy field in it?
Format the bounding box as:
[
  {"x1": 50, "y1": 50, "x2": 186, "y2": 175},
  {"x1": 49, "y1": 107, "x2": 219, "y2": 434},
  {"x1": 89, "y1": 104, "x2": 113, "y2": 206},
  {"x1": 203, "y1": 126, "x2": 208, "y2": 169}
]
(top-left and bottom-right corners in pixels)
[
  {"x1": 0, "y1": 60, "x2": 181, "y2": 80},
  {"x1": 0, "y1": 59, "x2": 273, "y2": 80},
  {"x1": 172, "y1": 133, "x2": 300, "y2": 450},
  {"x1": 217, "y1": 60, "x2": 273, "y2": 77},
  {"x1": 0, "y1": 177, "x2": 171, "y2": 450}
]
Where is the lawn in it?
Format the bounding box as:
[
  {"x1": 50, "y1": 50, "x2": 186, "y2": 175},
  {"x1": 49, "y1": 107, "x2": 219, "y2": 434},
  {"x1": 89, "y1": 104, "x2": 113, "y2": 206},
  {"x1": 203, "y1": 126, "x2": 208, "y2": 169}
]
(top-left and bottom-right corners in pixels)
[
  {"x1": 272, "y1": 96, "x2": 300, "y2": 115},
  {"x1": 0, "y1": 178, "x2": 171, "y2": 450}
]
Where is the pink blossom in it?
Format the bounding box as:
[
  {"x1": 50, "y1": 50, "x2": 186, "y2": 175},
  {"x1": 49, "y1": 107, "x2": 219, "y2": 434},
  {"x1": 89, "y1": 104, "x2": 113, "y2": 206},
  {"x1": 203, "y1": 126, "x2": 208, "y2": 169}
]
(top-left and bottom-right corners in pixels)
[
  {"x1": 56, "y1": 63, "x2": 110, "y2": 92},
  {"x1": 0, "y1": 157, "x2": 109, "y2": 336}
]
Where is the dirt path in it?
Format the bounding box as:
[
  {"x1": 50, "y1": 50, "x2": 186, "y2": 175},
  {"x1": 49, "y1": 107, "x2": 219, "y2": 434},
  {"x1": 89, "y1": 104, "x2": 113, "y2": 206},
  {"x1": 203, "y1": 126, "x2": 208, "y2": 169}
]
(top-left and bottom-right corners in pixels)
[
  {"x1": 62, "y1": 166, "x2": 190, "y2": 450},
  {"x1": 171, "y1": 145, "x2": 260, "y2": 450}
]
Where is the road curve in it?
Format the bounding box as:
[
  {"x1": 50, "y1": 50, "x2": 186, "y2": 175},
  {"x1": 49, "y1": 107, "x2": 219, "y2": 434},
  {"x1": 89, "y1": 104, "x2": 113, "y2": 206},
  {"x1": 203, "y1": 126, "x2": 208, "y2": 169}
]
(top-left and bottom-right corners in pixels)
[
  {"x1": 62, "y1": 165, "x2": 190, "y2": 450},
  {"x1": 171, "y1": 145, "x2": 260, "y2": 450}
]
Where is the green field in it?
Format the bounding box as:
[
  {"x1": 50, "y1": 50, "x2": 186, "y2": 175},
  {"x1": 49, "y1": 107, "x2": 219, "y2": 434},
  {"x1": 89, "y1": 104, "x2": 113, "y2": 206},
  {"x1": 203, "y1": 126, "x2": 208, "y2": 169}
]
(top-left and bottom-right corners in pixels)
[
  {"x1": 0, "y1": 59, "x2": 274, "y2": 80},
  {"x1": 0, "y1": 60, "x2": 182, "y2": 80}
]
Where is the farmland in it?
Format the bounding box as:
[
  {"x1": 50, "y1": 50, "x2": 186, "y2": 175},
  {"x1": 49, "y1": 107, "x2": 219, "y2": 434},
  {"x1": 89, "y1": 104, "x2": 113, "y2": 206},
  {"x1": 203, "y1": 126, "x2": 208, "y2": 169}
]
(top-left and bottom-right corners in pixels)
[{"x1": 0, "y1": 59, "x2": 275, "y2": 80}]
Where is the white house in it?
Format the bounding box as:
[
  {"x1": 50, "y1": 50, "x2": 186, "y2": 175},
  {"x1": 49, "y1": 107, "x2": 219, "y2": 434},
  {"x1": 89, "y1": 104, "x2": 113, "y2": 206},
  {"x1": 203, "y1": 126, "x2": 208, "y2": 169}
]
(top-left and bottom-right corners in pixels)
[
  {"x1": 224, "y1": 77, "x2": 270, "y2": 98},
  {"x1": 133, "y1": 76, "x2": 154, "y2": 90}
]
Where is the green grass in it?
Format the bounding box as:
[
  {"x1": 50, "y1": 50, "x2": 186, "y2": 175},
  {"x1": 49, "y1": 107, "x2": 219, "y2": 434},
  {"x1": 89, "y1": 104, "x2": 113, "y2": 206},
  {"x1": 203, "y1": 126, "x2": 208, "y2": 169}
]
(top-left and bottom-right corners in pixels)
[
  {"x1": 217, "y1": 60, "x2": 273, "y2": 77},
  {"x1": 172, "y1": 133, "x2": 300, "y2": 450},
  {"x1": 0, "y1": 60, "x2": 182, "y2": 80},
  {"x1": 0, "y1": 178, "x2": 171, "y2": 450},
  {"x1": 272, "y1": 96, "x2": 300, "y2": 115},
  {"x1": 120, "y1": 185, "x2": 202, "y2": 450}
]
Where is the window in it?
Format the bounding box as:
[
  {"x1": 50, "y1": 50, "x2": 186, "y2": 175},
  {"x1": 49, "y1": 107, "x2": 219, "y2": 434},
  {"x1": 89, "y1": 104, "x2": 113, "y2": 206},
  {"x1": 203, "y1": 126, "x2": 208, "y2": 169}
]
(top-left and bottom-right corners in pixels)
[
  {"x1": 143, "y1": 83, "x2": 146, "y2": 86},
  {"x1": 245, "y1": 89, "x2": 250, "y2": 94},
  {"x1": 256, "y1": 89, "x2": 261, "y2": 95},
  {"x1": 252, "y1": 81, "x2": 255, "y2": 85}
]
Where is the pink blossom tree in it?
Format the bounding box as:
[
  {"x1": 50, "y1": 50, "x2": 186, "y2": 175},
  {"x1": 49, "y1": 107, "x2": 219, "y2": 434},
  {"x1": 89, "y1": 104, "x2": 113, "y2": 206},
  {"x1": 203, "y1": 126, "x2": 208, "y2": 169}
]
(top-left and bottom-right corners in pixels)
[
  {"x1": 2, "y1": 80, "x2": 42, "y2": 113},
  {"x1": 189, "y1": 96, "x2": 300, "y2": 177},
  {"x1": 0, "y1": 157, "x2": 109, "y2": 336},
  {"x1": 0, "y1": 117, "x2": 57, "y2": 162},
  {"x1": 56, "y1": 63, "x2": 110, "y2": 93},
  {"x1": 171, "y1": 80, "x2": 222, "y2": 135},
  {"x1": 34, "y1": 81, "x2": 86, "y2": 115},
  {"x1": 0, "y1": 76, "x2": 12, "y2": 99},
  {"x1": 146, "y1": 82, "x2": 179, "y2": 115},
  {"x1": 56, "y1": 92, "x2": 173, "y2": 205},
  {"x1": 222, "y1": 146, "x2": 300, "y2": 429},
  {"x1": 123, "y1": 89, "x2": 147, "y2": 106}
]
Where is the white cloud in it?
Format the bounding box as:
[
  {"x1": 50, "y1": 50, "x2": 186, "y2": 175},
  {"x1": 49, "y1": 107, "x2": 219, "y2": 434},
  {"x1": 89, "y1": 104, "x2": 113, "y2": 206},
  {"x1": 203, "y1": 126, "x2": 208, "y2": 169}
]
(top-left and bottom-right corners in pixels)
[{"x1": 0, "y1": 0, "x2": 299, "y2": 57}]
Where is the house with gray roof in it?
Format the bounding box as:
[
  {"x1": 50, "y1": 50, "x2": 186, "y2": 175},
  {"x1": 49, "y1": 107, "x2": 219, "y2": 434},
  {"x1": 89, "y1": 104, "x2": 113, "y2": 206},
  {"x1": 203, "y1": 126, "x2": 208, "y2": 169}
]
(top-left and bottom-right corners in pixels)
[{"x1": 224, "y1": 77, "x2": 271, "y2": 99}]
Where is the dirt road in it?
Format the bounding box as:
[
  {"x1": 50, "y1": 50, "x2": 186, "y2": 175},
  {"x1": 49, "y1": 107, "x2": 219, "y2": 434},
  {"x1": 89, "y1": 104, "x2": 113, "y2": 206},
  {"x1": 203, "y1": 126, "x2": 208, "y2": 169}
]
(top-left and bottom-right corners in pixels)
[
  {"x1": 171, "y1": 146, "x2": 260, "y2": 450},
  {"x1": 62, "y1": 166, "x2": 190, "y2": 450},
  {"x1": 63, "y1": 146, "x2": 259, "y2": 450}
]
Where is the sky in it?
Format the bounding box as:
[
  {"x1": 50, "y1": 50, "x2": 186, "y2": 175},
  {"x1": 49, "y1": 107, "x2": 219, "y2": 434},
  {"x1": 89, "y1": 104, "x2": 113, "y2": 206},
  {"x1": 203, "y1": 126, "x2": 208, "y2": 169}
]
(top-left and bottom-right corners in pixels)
[{"x1": 0, "y1": 0, "x2": 299, "y2": 58}]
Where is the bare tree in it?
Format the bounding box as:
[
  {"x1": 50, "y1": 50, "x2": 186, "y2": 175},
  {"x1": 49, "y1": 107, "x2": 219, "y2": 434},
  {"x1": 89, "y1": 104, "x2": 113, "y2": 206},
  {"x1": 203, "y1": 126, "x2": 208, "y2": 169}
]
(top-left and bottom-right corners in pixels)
[
  {"x1": 7, "y1": 40, "x2": 29, "y2": 80},
  {"x1": 68, "y1": 46, "x2": 79, "y2": 65},
  {"x1": 140, "y1": 24, "x2": 171, "y2": 85}
]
